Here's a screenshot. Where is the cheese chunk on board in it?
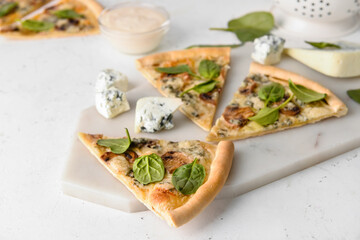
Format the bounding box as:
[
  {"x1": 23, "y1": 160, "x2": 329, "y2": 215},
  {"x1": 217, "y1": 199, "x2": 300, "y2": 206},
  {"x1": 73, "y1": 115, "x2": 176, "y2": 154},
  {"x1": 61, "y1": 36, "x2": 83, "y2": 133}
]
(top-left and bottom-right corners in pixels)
[{"x1": 95, "y1": 87, "x2": 130, "y2": 119}]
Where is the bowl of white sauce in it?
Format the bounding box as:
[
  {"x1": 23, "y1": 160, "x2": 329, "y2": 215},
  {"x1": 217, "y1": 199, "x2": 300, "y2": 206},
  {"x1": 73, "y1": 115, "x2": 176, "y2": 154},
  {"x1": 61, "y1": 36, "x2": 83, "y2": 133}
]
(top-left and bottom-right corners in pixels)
[{"x1": 99, "y1": 2, "x2": 170, "y2": 54}]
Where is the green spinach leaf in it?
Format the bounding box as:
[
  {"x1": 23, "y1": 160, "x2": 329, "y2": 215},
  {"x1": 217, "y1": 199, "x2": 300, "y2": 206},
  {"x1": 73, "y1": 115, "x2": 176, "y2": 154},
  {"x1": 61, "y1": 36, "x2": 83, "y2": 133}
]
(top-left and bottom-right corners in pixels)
[
  {"x1": 305, "y1": 41, "x2": 341, "y2": 49},
  {"x1": 347, "y1": 89, "x2": 360, "y2": 104},
  {"x1": 21, "y1": 19, "x2": 54, "y2": 32},
  {"x1": 258, "y1": 83, "x2": 285, "y2": 106},
  {"x1": 133, "y1": 153, "x2": 165, "y2": 185},
  {"x1": 0, "y1": 2, "x2": 17, "y2": 17},
  {"x1": 156, "y1": 64, "x2": 195, "y2": 75},
  {"x1": 186, "y1": 43, "x2": 243, "y2": 49},
  {"x1": 54, "y1": 9, "x2": 84, "y2": 19},
  {"x1": 288, "y1": 79, "x2": 326, "y2": 103},
  {"x1": 180, "y1": 79, "x2": 218, "y2": 97},
  {"x1": 210, "y1": 11, "x2": 274, "y2": 43},
  {"x1": 249, "y1": 95, "x2": 293, "y2": 126},
  {"x1": 172, "y1": 158, "x2": 206, "y2": 195},
  {"x1": 198, "y1": 60, "x2": 221, "y2": 80},
  {"x1": 97, "y1": 128, "x2": 132, "y2": 154}
]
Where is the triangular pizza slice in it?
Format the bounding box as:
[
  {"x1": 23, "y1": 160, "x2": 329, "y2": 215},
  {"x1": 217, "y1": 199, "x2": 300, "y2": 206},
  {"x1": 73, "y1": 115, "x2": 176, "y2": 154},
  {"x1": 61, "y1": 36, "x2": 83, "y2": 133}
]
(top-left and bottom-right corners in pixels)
[
  {"x1": 78, "y1": 132, "x2": 234, "y2": 227},
  {"x1": 0, "y1": 0, "x2": 102, "y2": 39},
  {"x1": 136, "y1": 47, "x2": 231, "y2": 131},
  {"x1": 207, "y1": 62, "x2": 348, "y2": 141}
]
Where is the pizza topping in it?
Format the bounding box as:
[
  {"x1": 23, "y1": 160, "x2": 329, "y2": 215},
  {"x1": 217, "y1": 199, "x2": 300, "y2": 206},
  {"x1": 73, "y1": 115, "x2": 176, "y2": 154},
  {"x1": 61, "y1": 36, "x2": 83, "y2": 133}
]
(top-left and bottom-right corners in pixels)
[
  {"x1": 132, "y1": 138, "x2": 161, "y2": 149},
  {"x1": 100, "y1": 151, "x2": 118, "y2": 162},
  {"x1": 171, "y1": 159, "x2": 206, "y2": 195},
  {"x1": 97, "y1": 128, "x2": 132, "y2": 154},
  {"x1": 161, "y1": 151, "x2": 191, "y2": 174},
  {"x1": 156, "y1": 65, "x2": 196, "y2": 76},
  {"x1": 95, "y1": 87, "x2": 130, "y2": 119},
  {"x1": 258, "y1": 82, "x2": 285, "y2": 106},
  {"x1": 133, "y1": 153, "x2": 165, "y2": 185},
  {"x1": 122, "y1": 150, "x2": 138, "y2": 164},
  {"x1": 0, "y1": 2, "x2": 18, "y2": 17},
  {"x1": 288, "y1": 79, "x2": 326, "y2": 103},
  {"x1": 280, "y1": 102, "x2": 301, "y2": 116},
  {"x1": 180, "y1": 79, "x2": 218, "y2": 97},
  {"x1": 199, "y1": 87, "x2": 221, "y2": 105},
  {"x1": 223, "y1": 106, "x2": 255, "y2": 127},
  {"x1": 54, "y1": 9, "x2": 84, "y2": 19},
  {"x1": 21, "y1": 19, "x2": 54, "y2": 32},
  {"x1": 135, "y1": 97, "x2": 182, "y2": 133},
  {"x1": 198, "y1": 60, "x2": 221, "y2": 80},
  {"x1": 239, "y1": 78, "x2": 257, "y2": 95}
]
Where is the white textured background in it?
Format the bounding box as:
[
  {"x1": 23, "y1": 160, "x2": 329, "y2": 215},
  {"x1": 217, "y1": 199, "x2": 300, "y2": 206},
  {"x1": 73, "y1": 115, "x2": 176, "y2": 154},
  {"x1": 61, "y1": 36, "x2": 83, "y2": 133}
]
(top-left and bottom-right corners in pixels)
[{"x1": 0, "y1": 0, "x2": 360, "y2": 239}]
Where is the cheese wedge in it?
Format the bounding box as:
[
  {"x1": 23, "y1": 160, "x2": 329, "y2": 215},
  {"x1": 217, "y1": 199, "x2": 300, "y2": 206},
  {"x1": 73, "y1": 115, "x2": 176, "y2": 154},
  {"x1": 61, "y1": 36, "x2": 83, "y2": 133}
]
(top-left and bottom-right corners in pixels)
[{"x1": 284, "y1": 41, "x2": 360, "y2": 78}]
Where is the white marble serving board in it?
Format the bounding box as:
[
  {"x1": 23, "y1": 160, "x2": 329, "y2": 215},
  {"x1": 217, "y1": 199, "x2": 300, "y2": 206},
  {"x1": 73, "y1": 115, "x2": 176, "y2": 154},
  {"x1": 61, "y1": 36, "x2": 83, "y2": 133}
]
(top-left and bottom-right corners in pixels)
[{"x1": 62, "y1": 43, "x2": 360, "y2": 212}]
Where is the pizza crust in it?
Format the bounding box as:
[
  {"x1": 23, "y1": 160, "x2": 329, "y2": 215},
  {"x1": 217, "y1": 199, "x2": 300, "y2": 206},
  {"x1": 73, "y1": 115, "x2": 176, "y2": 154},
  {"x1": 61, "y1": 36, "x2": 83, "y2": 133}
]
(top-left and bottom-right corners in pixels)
[{"x1": 77, "y1": 132, "x2": 234, "y2": 227}]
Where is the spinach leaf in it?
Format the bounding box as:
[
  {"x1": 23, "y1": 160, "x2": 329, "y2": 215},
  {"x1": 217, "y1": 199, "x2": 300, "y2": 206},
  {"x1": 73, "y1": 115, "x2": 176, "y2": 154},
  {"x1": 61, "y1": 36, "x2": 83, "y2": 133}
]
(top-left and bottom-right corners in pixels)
[
  {"x1": 180, "y1": 80, "x2": 218, "y2": 97},
  {"x1": 54, "y1": 9, "x2": 84, "y2": 19},
  {"x1": 258, "y1": 83, "x2": 285, "y2": 106},
  {"x1": 172, "y1": 158, "x2": 206, "y2": 195},
  {"x1": 0, "y1": 2, "x2": 17, "y2": 17},
  {"x1": 210, "y1": 11, "x2": 274, "y2": 43},
  {"x1": 198, "y1": 60, "x2": 221, "y2": 80},
  {"x1": 21, "y1": 20, "x2": 54, "y2": 32},
  {"x1": 305, "y1": 41, "x2": 341, "y2": 49},
  {"x1": 97, "y1": 128, "x2": 131, "y2": 154},
  {"x1": 155, "y1": 65, "x2": 196, "y2": 76},
  {"x1": 347, "y1": 89, "x2": 360, "y2": 104},
  {"x1": 288, "y1": 79, "x2": 326, "y2": 103},
  {"x1": 133, "y1": 153, "x2": 165, "y2": 185},
  {"x1": 249, "y1": 95, "x2": 293, "y2": 126},
  {"x1": 186, "y1": 43, "x2": 243, "y2": 49}
]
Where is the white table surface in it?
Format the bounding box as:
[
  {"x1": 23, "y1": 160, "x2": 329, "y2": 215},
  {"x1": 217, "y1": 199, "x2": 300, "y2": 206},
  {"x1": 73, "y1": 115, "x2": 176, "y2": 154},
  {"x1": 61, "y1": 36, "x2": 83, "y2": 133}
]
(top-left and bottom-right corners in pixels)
[{"x1": 1, "y1": 0, "x2": 360, "y2": 239}]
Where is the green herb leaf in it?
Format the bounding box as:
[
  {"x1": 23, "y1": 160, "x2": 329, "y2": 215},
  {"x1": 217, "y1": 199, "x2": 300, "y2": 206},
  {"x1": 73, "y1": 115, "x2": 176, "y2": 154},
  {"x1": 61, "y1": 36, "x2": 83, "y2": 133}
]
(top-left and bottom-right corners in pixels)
[
  {"x1": 185, "y1": 43, "x2": 243, "y2": 49},
  {"x1": 347, "y1": 89, "x2": 360, "y2": 104},
  {"x1": 305, "y1": 41, "x2": 341, "y2": 49},
  {"x1": 198, "y1": 60, "x2": 221, "y2": 80},
  {"x1": 249, "y1": 95, "x2": 293, "y2": 126},
  {"x1": 133, "y1": 153, "x2": 165, "y2": 185},
  {"x1": 97, "y1": 128, "x2": 132, "y2": 154},
  {"x1": 180, "y1": 79, "x2": 218, "y2": 97},
  {"x1": 54, "y1": 9, "x2": 84, "y2": 19},
  {"x1": 288, "y1": 79, "x2": 326, "y2": 103},
  {"x1": 258, "y1": 82, "x2": 285, "y2": 106},
  {"x1": 0, "y1": 2, "x2": 18, "y2": 17},
  {"x1": 210, "y1": 11, "x2": 274, "y2": 43},
  {"x1": 172, "y1": 158, "x2": 206, "y2": 195},
  {"x1": 21, "y1": 19, "x2": 54, "y2": 32},
  {"x1": 156, "y1": 64, "x2": 195, "y2": 76}
]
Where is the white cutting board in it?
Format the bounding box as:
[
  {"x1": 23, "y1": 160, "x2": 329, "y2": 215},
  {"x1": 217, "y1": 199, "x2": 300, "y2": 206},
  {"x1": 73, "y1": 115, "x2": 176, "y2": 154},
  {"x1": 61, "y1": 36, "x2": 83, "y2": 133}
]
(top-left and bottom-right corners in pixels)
[{"x1": 62, "y1": 44, "x2": 360, "y2": 212}]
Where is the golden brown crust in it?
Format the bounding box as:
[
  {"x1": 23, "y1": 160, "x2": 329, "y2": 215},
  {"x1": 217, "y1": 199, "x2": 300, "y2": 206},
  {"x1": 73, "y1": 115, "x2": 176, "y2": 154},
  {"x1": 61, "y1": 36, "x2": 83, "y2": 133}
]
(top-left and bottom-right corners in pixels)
[
  {"x1": 249, "y1": 62, "x2": 348, "y2": 116},
  {"x1": 136, "y1": 47, "x2": 231, "y2": 131},
  {"x1": 166, "y1": 141, "x2": 234, "y2": 227},
  {"x1": 78, "y1": 132, "x2": 234, "y2": 227}
]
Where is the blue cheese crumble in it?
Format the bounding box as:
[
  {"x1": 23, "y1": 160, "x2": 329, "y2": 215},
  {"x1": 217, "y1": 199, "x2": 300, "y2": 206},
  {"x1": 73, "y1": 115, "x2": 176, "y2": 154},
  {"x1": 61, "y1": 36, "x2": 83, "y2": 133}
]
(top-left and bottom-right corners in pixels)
[
  {"x1": 251, "y1": 35, "x2": 285, "y2": 65},
  {"x1": 95, "y1": 87, "x2": 130, "y2": 119},
  {"x1": 95, "y1": 69, "x2": 128, "y2": 93},
  {"x1": 135, "y1": 97, "x2": 182, "y2": 133}
]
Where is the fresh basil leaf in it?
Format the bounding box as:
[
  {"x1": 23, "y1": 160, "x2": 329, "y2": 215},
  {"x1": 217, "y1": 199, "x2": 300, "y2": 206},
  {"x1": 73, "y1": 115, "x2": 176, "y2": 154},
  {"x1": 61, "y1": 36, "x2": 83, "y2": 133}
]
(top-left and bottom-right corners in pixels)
[
  {"x1": 21, "y1": 20, "x2": 54, "y2": 32},
  {"x1": 210, "y1": 11, "x2": 274, "y2": 43},
  {"x1": 305, "y1": 41, "x2": 341, "y2": 49},
  {"x1": 347, "y1": 89, "x2": 360, "y2": 104},
  {"x1": 54, "y1": 9, "x2": 84, "y2": 19},
  {"x1": 258, "y1": 83, "x2": 285, "y2": 106},
  {"x1": 288, "y1": 79, "x2": 326, "y2": 103},
  {"x1": 133, "y1": 153, "x2": 165, "y2": 185},
  {"x1": 172, "y1": 158, "x2": 206, "y2": 195},
  {"x1": 186, "y1": 43, "x2": 243, "y2": 49},
  {"x1": 198, "y1": 60, "x2": 221, "y2": 80},
  {"x1": 0, "y1": 2, "x2": 17, "y2": 17},
  {"x1": 156, "y1": 64, "x2": 195, "y2": 76},
  {"x1": 180, "y1": 79, "x2": 218, "y2": 97},
  {"x1": 97, "y1": 128, "x2": 131, "y2": 154},
  {"x1": 249, "y1": 95, "x2": 293, "y2": 126}
]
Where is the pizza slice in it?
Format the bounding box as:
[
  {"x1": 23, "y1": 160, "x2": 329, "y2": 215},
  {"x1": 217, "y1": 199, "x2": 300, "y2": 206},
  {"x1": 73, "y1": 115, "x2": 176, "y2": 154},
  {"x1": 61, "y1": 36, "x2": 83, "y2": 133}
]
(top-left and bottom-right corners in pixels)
[
  {"x1": 0, "y1": 0, "x2": 52, "y2": 27},
  {"x1": 136, "y1": 47, "x2": 231, "y2": 131},
  {"x1": 0, "y1": 0, "x2": 102, "y2": 39},
  {"x1": 206, "y1": 62, "x2": 348, "y2": 141},
  {"x1": 78, "y1": 131, "x2": 234, "y2": 227}
]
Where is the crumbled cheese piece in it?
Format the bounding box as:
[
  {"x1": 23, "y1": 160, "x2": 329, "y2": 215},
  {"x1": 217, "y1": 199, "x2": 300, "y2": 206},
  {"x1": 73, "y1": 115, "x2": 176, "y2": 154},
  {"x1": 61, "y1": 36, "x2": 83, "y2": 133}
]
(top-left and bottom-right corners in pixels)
[
  {"x1": 95, "y1": 69, "x2": 128, "y2": 93},
  {"x1": 135, "y1": 97, "x2": 182, "y2": 133},
  {"x1": 95, "y1": 87, "x2": 130, "y2": 119},
  {"x1": 252, "y1": 35, "x2": 285, "y2": 65}
]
